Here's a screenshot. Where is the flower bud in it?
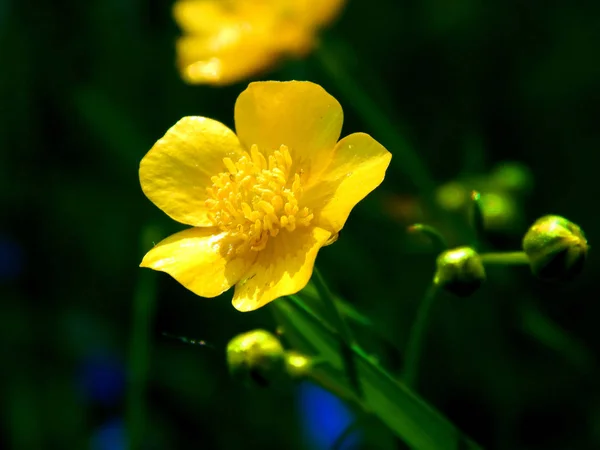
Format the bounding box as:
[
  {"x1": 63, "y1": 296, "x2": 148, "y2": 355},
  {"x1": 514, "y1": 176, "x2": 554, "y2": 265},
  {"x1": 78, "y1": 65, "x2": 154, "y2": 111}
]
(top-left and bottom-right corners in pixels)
[
  {"x1": 522, "y1": 215, "x2": 588, "y2": 281},
  {"x1": 284, "y1": 351, "x2": 312, "y2": 378},
  {"x1": 226, "y1": 329, "x2": 286, "y2": 388},
  {"x1": 434, "y1": 246, "x2": 486, "y2": 297}
]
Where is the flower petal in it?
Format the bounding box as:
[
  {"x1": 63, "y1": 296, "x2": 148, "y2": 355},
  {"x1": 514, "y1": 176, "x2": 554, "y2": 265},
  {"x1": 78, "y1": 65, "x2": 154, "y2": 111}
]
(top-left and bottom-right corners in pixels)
[
  {"x1": 234, "y1": 81, "x2": 343, "y2": 184},
  {"x1": 173, "y1": 0, "x2": 234, "y2": 35},
  {"x1": 173, "y1": 0, "x2": 277, "y2": 34},
  {"x1": 140, "y1": 227, "x2": 254, "y2": 298},
  {"x1": 232, "y1": 226, "x2": 331, "y2": 312},
  {"x1": 140, "y1": 117, "x2": 245, "y2": 226},
  {"x1": 176, "y1": 31, "x2": 279, "y2": 86},
  {"x1": 304, "y1": 132, "x2": 391, "y2": 233}
]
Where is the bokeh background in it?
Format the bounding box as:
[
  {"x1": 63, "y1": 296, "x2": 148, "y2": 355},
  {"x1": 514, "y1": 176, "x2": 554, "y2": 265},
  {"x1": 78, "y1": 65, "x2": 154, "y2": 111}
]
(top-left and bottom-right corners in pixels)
[{"x1": 1, "y1": 0, "x2": 599, "y2": 449}]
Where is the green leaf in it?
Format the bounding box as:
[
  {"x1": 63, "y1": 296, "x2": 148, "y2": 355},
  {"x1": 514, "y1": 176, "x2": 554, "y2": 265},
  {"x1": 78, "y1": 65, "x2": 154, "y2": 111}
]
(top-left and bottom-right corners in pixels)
[
  {"x1": 301, "y1": 282, "x2": 374, "y2": 328},
  {"x1": 272, "y1": 296, "x2": 482, "y2": 450}
]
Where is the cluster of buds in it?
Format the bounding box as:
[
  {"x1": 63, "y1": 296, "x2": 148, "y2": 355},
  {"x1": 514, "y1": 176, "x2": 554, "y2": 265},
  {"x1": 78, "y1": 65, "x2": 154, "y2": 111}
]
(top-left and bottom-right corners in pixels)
[
  {"x1": 226, "y1": 329, "x2": 311, "y2": 388},
  {"x1": 431, "y1": 215, "x2": 588, "y2": 297}
]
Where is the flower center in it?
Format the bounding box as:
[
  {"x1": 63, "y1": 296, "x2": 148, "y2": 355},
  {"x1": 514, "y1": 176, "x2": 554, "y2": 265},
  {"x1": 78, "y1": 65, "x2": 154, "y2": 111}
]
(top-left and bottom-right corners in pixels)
[{"x1": 205, "y1": 144, "x2": 314, "y2": 253}]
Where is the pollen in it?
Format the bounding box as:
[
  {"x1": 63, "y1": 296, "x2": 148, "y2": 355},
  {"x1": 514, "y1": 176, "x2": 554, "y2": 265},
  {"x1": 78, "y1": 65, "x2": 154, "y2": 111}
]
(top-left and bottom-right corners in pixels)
[{"x1": 205, "y1": 144, "x2": 314, "y2": 253}]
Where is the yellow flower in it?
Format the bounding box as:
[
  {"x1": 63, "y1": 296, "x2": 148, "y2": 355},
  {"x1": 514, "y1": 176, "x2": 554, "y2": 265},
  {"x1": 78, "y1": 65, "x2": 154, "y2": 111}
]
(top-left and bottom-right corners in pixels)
[
  {"x1": 139, "y1": 81, "x2": 391, "y2": 311},
  {"x1": 174, "y1": 0, "x2": 346, "y2": 85}
]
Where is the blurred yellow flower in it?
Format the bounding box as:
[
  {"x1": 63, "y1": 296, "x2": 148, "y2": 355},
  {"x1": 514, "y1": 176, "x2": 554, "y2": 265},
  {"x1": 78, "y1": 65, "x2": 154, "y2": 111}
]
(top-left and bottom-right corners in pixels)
[
  {"x1": 174, "y1": 0, "x2": 346, "y2": 85},
  {"x1": 139, "y1": 81, "x2": 391, "y2": 311}
]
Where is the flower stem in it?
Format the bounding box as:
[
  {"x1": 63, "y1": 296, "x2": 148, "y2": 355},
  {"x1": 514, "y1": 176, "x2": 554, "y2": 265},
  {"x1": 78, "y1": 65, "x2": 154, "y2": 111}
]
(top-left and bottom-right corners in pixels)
[
  {"x1": 469, "y1": 190, "x2": 485, "y2": 248},
  {"x1": 313, "y1": 37, "x2": 436, "y2": 197},
  {"x1": 127, "y1": 226, "x2": 160, "y2": 450},
  {"x1": 403, "y1": 284, "x2": 439, "y2": 389},
  {"x1": 480, "y1": 251, "x2": 529, "y2": 266},
  {"x1": 311, "y1": 266, "x2": 362, "y2": 398},
  {"x1": 278, "y1": 295, "x2": 483, "y2": 449},
  {"x1": 407, "y1": 223, "x2": 449, "y2": 253},
  {"x1": 313, "y1": 267, "x2": 354, "y2": 346}
]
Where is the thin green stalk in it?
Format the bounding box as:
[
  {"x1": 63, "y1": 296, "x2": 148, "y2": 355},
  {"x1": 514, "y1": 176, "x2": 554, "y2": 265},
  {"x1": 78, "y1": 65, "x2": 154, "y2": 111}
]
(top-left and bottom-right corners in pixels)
[
  {"x1": 407, "y1": 223, "x2": 449, "y2": 253},
  {"x1": 127, "y1": 227, "x2": 160, "y2": 450},
  {"x1": 403, "y1": 284, "x2": 439, "y2": 389},
  {"x1": 310, "y1": 267, "x2": 362, "y2": 398},
  {"x1": 284, "y1": 294, "x2": 365, "y2": 385},
  {"x1": 480, "y1": 251, "x2": 529, "y2": 266},
  {"x1": 469, "y1": 190, "x2": 485, "y2": 248},
  {"x1": 289, "y1": 293, "x2": 338, "y2": 335},
  {"x1": 312, "y1": 267, "x2": 354, "y2": 346}
]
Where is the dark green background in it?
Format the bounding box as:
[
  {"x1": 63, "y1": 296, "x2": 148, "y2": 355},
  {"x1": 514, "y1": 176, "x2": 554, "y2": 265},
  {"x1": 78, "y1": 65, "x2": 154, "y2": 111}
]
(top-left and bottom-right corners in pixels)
[{"x1": 1, "y1": 0, "x2": 598, "y2": 448}]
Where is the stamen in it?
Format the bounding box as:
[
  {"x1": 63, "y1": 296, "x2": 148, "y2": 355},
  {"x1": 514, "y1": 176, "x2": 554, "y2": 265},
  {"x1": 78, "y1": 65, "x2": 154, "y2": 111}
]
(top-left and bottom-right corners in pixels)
[
  {"x1": 204, "y1": 144, "x2": 313, "y2": 253},
  {"x1": 223, "y1": 157, "x2": 237, "y2": 174}
]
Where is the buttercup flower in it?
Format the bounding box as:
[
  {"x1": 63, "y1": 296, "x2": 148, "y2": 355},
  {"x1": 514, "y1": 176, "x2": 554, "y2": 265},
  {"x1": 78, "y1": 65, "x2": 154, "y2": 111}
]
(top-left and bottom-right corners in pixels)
[
  {"x1": 139, "y1": 81, "x2": 391, "y2": 311},
  {"x1": 174, "y1": 0, "x2": 345, "y2": 85}
]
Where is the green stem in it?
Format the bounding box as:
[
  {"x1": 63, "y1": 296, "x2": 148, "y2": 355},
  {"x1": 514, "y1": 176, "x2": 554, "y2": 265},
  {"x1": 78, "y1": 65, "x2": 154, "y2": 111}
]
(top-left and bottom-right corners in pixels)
[
  {"x1": 312, "y1": 267, "x2": 354, "y2": 346},
  {"x1": 407, "y1": 223, "x2": 449, "y2": 253},
  {"x1": 278, "y1": 296, "x2": 482, "y2": 449},
  {"x1": 311, "y1": 267, "x2": 362, "y2": 398},
  {"x1": 127, "y1": 227, "x2": 160, "y2": 450},
  {"x1": 313, "y1": 38, "x2": 436, "y2": 197},
  {"x1": 469, "y1": 190, "x2": 485, "y2": 248},
  {"x1": 403, "y1": 284, "x2": 439, "y2": 389},
  {"x1": 289, "y1": 293, "x2": 338, "y2": 335},
  {"x1": 480, "y1": 251, "x2": 529, "y2": 266}
]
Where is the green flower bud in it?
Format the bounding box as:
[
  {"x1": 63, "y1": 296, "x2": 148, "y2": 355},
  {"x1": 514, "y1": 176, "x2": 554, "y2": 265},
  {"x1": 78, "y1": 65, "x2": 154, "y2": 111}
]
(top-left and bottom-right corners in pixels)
[
  {"x1": 434, "y1": 246, "x2": 486, "y2": 297},
  {"x1": 522, "y1": 215, "x2": 588, "y2": 281},
  {"x1": 226, "y1": 329, "x2": 286, "y2": 388},
  {"x1": 284, "y1": 351, "x2": 312, "y2": 379}
]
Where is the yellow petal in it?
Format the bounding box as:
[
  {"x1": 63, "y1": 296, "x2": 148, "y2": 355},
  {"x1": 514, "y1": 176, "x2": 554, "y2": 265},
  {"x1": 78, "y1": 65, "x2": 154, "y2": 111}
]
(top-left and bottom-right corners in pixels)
[
  {"x1": 234, "y1": 81, "x2": 343, "y2": 184},
  {"x1": 140, "y1": 227, "x2": 254, "y2": 298},
  {"x1": 304, "y1": 132, "x2": 391, "y2": 233},
  {"x1": 173, "y1": 0, "x2": 235, "y2": 34},
  {"x1": 174, "y1": 0, "x2": 277, "y2": 34},
  {"x1": 232, "y1": 226, "x2": 331, "y2": 312},
  {"x1": 177, "y1": 33, "x2": 278, "y2": 86},
  {"x1": 174, "y1": 0, "x2": 283, "y2": 86},
  {"x1": 140, "y1": 117, "x2": 245, "y2": 226}
]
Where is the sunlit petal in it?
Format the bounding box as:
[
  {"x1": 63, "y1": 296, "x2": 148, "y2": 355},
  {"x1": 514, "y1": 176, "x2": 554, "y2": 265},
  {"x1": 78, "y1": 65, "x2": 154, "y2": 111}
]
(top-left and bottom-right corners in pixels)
[
  {"x1": 139, "y1": 117, "x2": 245, "y2": 226},
  {"x1": 140, "y1": 227, "x2": 254, "y2": 298},
  {"x1": 304, "y1": 132, "x2": 391, "y2": 233},
  {"x1": 173, "y1": 0, "x2": 234, "y2": 34},
  {"x1": 234, "y1": 81, "x2": 343, "y2": 184},
  {"x1": 176, "y1": 29, "x2": 278, "y2": 86},
  {"x1": 232, "y1": 227, "x2": 331, "y2": 311}
]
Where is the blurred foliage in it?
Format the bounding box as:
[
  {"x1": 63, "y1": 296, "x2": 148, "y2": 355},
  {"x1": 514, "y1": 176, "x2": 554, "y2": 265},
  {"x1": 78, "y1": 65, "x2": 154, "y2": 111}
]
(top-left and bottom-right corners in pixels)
[{"x1": 1, "y1": 0, "x2": 599, "y2": 449}]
